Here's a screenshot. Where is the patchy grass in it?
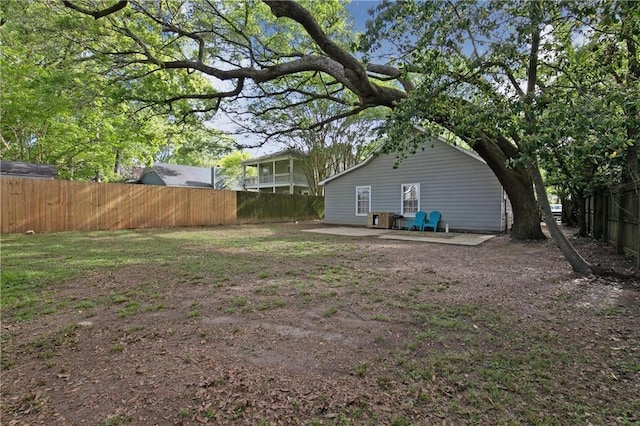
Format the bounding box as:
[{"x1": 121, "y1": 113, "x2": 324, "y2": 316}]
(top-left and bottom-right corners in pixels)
[
  {"x1": 324, "y1": 306, "x2": 338, "y2": 317},
  {"x1": 1, "y1": 224, "x2": 639, "y2": 425}
]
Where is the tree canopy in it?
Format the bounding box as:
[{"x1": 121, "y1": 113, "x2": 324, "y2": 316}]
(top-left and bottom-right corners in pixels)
[
  {"x1": 536, "y1": 1, "x2": 639, "y2": 231},
  {"x1": 0, "y1": 1, "x2": 234, "y2": 180}
]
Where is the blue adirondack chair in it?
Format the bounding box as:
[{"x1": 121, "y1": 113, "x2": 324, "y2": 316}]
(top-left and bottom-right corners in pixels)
[
  {"x1": 423, "y1": 210, "x2": 442, "y2": 232},
  {"x1": 407, "y1": 211, "x2": 427, "y2": 231}
]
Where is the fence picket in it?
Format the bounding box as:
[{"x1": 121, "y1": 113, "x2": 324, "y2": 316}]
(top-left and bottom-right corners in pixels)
[
  {"x1": 585, "y1": 182, "x2": 639, "y2": 265},
  {"x1": 1, "y1": 178, "x2": 324, "y2": 233}
]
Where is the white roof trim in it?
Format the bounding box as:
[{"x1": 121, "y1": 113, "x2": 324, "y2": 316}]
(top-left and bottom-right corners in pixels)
[{"x1": 319, "y1": 126, "x2": 485, "y2": 186}]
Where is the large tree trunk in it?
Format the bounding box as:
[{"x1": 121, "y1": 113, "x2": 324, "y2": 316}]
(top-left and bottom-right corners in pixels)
[
  {"x1": 114, "y1": 150, "x2": 122, "y2": 175},
  {"x1": 529, "y1": 162, "x2": 593, "y2": 273},
  {"x1": 471, "y1": 134, "x2": 546, "y2": 240},
  {"x1": 500, "y1": 168, "x2": 545, "y2": 240}
]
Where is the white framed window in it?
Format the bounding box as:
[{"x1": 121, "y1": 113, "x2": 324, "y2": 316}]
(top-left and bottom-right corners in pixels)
[
  {"x1": 401, "y1": 183, "x2": 420, "y2": 216},
  {"x1": 355, "y1": 186, "x2": 371, "y2": 216}
]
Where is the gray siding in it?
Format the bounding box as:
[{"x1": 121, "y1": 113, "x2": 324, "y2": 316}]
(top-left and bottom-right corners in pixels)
[{"x1": 323, "y1": 140, "x2": 507, "y2": 232}]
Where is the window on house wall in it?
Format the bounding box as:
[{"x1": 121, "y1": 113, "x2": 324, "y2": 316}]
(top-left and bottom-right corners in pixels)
[
  {"x1": 355, "y1": 186, "x2": 371, "y2": 216},
  {"x1": 401, "y1": 183, "x2": 420, "y2": 216}
]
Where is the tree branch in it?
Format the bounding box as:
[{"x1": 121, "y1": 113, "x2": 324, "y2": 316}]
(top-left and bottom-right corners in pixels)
[
  {"x1": 367, "y1": 63, "x2": 415, "y2": 92},
  {"x1": 62, "y1": 1, "x2": 128, "y2": 19},
  {"x1": 263, "y1": 0, "x2": 406, "y2": 107},
  {"x1": 306, "y1": 106, "x2": 368, "y2": 130},
  {"x1": 132, "y1": 78, "x2": 245, "y2": 106}
]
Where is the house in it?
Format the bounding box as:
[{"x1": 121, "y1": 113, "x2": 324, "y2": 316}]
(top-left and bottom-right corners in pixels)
[
  {"x1": 138, "y1": 163, "x2": 222, "y2": 188},
  {"x1": 320, "y1": 136, "x2": 513, "y2": 233},
  {"x1": 0, "y1": 160, "x2": 57, "y2": 179},
  {"x1": 241, "y1": 149, "x2": 311, "y2": 195}
]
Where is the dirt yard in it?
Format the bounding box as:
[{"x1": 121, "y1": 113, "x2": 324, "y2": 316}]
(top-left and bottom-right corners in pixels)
[{"x1": 2, "y1": 223, "x2": 639, "y2": 425}]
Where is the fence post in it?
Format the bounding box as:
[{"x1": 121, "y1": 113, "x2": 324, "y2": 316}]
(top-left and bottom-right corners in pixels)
[
  {"x1": 603, "y1": 191, "x2": 610, "y2": 244},
  {"x1": 592, "y1": 194, "x2": 600, "y2": 239},
  {"x1": 616, "y1": 188, "x2": 624, "y2": 254},
  {"x1": 591, "y1": 196, "x2": 595, "y2": 236}
]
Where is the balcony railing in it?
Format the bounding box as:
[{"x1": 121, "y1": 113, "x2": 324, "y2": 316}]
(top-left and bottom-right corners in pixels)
[
  {"x1": 275, "y1": 173, "x2": 291, "y2": 183},
  {"x1": 244, "y1": 177, "x2": 258, "y2": 186},
  {"x1": 244, "y1": 173, "x2": 307, "y2": 187}
]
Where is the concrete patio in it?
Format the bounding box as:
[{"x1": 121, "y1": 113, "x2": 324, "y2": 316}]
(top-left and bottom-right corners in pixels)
[{"x1": 302, "y1": 226, "x2": 496, "y2": 246}]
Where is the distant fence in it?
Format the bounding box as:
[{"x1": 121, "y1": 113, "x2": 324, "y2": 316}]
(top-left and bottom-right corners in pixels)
[
  {"x1": 585, "y1": 182, "x2": 639, "y2": 267},
  {"x1": 236, "y1": 191, "x2": 324, "y2": 224},
  {"x1": 1, "y1": 178, "x2": 324, "y2": 234}
]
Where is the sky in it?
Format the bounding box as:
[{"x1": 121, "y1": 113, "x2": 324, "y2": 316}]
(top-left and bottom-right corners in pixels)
[
  {"x1": 234, "y1": 0, "x2": 381, "y2": 157},
  {"x1": 346, "y1": 0, "x2": 378, "y2": 31}
]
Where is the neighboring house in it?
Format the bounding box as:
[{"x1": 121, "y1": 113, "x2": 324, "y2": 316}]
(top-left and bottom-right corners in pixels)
[
  {"x1": 320, "y1": 136, "x2": 513, "y2": 233},
  {"x1": 138, "y1": 163, "x2": 223, "y2": 189},
  {"x1": 241, "y1": 149, "x2": 311, "y2": 195},
  {"x1": 0, "y1": 160, "x2": 57, "y2": 179}
]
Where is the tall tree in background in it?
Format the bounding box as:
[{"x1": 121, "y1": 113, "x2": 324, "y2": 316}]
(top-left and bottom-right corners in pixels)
[
  {"x1": 157, "y1": 128, "x2": 234, "y2": 168},
  {"x1": 0, "y1": 1, "x2": 232, "y2": 180},
  {"x1": 218, "y1": 151, "x2": 254, "y2": 190},
  {"x1": 610, "y1": 1, "x2": 640, "y2": 183},
  {"x1": 535, "y1": 2, "x2": 639, "y2": 233},
  {"x1": 253, "y1": 99, "x2": 380, "y2": 195}
]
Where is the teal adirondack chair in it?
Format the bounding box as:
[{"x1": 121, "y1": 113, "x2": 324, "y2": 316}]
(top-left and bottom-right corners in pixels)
[
  {"x1": 423, "y1": 211, "x2": 442, "y2": 232},
  {"x1": 407, "y1": 211, "x2": 427, "y2": 231}
]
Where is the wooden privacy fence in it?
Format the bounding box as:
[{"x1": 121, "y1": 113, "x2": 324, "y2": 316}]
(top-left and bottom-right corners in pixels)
[
  {"x1": 585, "y1": 182, "x2": 639, "y2": 268},
  {"x1": 1, "y1": 178, "x2": 324, "y2": 234}
]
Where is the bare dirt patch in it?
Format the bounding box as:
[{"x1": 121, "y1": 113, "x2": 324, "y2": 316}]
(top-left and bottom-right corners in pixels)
[{"x1": 2, "y1": 223, "x2": 639, "y2": 425}]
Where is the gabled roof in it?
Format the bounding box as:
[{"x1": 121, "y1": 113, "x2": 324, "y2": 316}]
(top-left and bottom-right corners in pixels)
[
  {"x1": 319, "y1": 128, "x2": 486, "y2": 186},
  {"x1": 141, "y1": 163, "x2": 213, "y2": 188},
  {"x1": 0, "y1": 160, "x2": 57, "y2": 179},
  {"x1": 240, "y1": 148, "x2": 304, "y2": 165}
]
